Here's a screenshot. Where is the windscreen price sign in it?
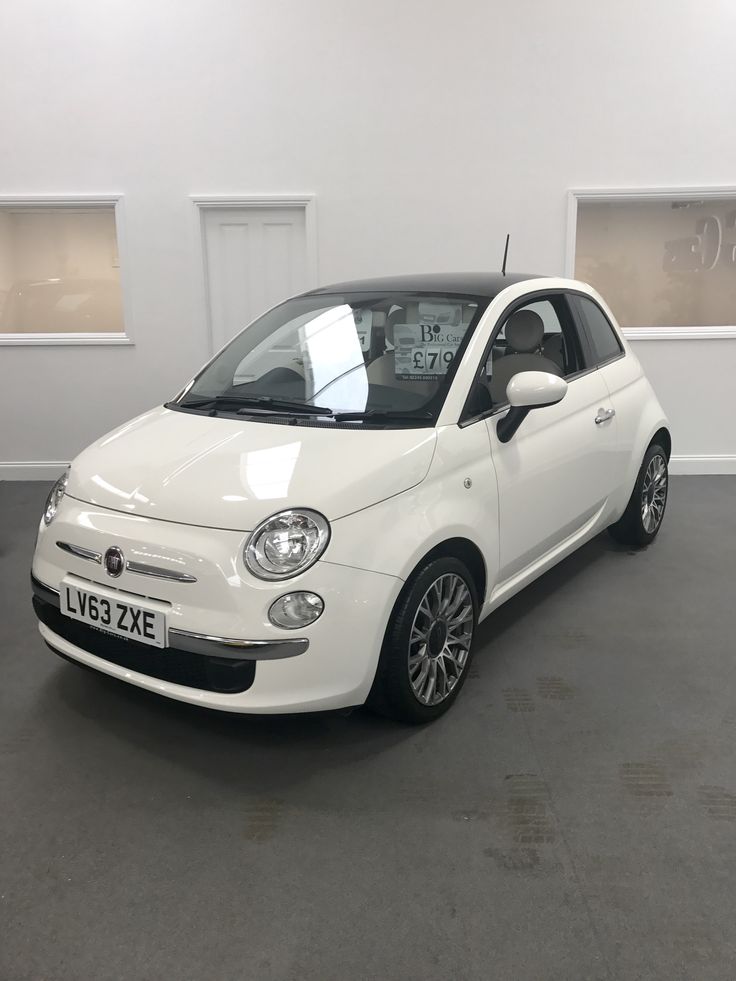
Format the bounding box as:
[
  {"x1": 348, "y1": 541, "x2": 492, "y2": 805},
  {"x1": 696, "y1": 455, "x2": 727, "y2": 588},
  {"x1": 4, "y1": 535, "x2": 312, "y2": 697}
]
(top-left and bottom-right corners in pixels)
[{"x1": 394, "y1": 323, "x2": 464, "y2": 380}]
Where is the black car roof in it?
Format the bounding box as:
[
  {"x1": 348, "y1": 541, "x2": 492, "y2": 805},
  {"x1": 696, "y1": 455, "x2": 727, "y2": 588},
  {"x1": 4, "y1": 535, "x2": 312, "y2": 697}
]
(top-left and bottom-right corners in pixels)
[{"x1": 304, "y1": 271, "x2": 545, "y2": 299}]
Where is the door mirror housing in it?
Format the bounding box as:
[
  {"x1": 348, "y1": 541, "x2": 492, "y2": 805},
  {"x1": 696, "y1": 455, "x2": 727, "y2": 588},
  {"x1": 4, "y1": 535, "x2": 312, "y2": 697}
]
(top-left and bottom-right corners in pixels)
[
  {"x1": 508, "y1": 371, "x2": 568, "y2": 409},
  {"x1": 497, "y1": 371, "x2": 568, "y2": 443}
]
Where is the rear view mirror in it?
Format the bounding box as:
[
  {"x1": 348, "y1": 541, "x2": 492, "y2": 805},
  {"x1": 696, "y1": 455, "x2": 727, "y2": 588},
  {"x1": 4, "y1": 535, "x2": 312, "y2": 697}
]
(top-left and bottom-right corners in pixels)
[{"x1": 497, "y1": 371, "x2": 568, "y2": 443}]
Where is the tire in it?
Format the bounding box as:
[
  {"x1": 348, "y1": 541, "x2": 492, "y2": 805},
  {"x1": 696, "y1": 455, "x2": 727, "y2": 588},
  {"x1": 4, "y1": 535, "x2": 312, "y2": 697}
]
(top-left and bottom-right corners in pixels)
[
  {"x1": 367, "y1": 557, "x2": 478, "y2": 724},
  {"x1": 608, "y1": 443, "x2": 669, "y2": 548}
]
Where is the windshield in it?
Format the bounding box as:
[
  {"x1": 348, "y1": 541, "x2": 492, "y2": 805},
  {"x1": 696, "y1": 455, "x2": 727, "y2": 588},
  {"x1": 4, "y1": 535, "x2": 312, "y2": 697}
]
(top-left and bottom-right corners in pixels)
[{"x1": 172, "y1": 291, "x2": 488, "y2": 427}]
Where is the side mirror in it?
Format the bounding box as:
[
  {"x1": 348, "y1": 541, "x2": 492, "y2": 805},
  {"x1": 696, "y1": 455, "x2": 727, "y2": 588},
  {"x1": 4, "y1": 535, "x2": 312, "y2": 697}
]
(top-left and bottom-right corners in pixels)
[{"x1": 497, "y1": 371, "x2": 568, "y2": 443}]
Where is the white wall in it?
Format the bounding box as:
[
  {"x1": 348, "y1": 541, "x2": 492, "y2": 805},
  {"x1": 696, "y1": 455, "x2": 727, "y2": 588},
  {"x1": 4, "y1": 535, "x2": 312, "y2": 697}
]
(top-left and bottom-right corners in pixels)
[{"x1": 1, "y1": 0, "x2": 735, "y2": 475}]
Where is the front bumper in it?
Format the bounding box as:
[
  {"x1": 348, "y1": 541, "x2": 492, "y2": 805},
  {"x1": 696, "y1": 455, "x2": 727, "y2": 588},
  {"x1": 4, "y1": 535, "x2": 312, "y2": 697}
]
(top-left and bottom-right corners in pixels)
[
  {"x1": 32, "y1": 575, "x2": 309, "y2": 696},
  {"x1": 31, "y1": 496, "x2": 403, "y2": 713}
]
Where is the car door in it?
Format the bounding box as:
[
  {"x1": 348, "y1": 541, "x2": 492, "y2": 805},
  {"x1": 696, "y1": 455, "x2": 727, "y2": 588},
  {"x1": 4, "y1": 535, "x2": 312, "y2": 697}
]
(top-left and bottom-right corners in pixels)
[
  {"x1": 482, "y1": 292, "x2": 618, "y2": 583},
  {"x1": 569, "y1": 293, "x2": 637, "y2": 493}
]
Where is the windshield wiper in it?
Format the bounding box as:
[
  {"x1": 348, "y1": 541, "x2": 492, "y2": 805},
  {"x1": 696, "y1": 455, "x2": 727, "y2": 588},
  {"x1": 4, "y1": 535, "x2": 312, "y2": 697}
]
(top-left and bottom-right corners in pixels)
[
  {"x1": 175, "y1": 396, "x2": 432, "y2": 424},
  {"x1": 332, "y1": 409, "x2": 433, "y2": 423},
  {"x1": 180, "y1": 395, "x2": 332, "y2": 416}
]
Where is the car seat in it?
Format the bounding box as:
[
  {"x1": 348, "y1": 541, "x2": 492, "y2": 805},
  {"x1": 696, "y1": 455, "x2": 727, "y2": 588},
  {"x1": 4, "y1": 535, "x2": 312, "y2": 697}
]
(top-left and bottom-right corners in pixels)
[
  {"x1": 489, "y1": 309, "x2": 563, "y2": 404},
  {"x1": 542, "y1": 333, "x2": 565, "y2": 372}
]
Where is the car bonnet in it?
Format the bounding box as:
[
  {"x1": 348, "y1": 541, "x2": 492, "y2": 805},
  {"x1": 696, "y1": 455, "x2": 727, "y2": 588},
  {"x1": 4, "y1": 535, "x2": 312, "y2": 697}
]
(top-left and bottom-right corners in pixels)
[{"x1": 65, "y1": 406, "x2": 437, "y2": 530}]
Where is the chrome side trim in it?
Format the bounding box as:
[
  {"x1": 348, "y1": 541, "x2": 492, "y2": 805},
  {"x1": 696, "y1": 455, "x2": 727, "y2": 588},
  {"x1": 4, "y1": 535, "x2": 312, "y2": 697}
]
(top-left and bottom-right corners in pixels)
[
  {"x1": 126, "y1": 560, "x2": 197, "y2": 584},
  {"x1": 56, "y1": 541, "x2": 102, "y2": 564},
  {"x1": 169, "y1": 628, "x2": 309, "y2": 661}
]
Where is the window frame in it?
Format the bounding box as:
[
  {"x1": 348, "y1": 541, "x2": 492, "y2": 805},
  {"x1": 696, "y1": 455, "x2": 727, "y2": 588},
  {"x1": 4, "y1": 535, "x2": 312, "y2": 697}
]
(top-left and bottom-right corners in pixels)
[
  {"x1": 569, "y1": 293, "x2": 625, "y2": 368},
  {"x1": 169, "y1": 289, "x2": 492, "y2": 429},
  {"x1": 0, "y1": 194, "x2": 133, "y2": 347},
  {"x1": 459, "y1": 289, "x2": 597, "y2": 428},
  {"x1": 566, "y1": 186, "x2": 736, "y2": 340}
]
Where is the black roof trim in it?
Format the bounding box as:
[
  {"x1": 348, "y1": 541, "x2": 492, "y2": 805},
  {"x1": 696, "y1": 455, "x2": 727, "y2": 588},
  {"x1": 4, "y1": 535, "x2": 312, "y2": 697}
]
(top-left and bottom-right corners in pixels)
[{"x1": 303, "y1": 271, "x2": 546, "y2": 299}]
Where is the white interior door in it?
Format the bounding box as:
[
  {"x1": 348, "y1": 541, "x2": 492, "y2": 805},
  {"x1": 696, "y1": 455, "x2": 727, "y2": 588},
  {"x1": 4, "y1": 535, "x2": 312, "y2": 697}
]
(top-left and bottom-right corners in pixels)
[{"x1": 201, "y1": 202, "x2": 310, "y2": 351}]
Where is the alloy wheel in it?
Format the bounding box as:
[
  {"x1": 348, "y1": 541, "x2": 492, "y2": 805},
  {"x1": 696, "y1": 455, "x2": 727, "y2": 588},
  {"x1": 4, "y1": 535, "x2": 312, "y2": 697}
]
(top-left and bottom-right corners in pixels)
[
  {"x1": 641, "y1": 453, "x2": 668, "y2": 533},
  {"x1": 408, "y1": 573, "x2": 474, "y2": 706}
]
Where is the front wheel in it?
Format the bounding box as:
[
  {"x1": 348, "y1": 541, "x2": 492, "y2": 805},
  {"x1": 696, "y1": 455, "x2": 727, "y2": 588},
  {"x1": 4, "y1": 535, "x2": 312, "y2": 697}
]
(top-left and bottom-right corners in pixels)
[
  {"x1": 368, "y1": 557, "x2": 478, "y2": 724},
  {"x1": 608, "y1": 443, "x2": 669, "y2": 548}
]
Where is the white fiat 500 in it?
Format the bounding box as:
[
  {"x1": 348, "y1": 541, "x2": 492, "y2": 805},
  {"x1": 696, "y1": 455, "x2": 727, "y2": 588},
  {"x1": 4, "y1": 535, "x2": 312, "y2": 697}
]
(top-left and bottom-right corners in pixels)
[{"x1": 32, "y1": 273, "x2": 670, "y2": 723}]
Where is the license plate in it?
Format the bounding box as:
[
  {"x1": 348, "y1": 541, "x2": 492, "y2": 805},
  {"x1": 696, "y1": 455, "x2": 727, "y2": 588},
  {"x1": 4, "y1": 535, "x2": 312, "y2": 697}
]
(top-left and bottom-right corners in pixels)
[{"x1": 61, "y1": 583, "x2": 167, "y2": 649}]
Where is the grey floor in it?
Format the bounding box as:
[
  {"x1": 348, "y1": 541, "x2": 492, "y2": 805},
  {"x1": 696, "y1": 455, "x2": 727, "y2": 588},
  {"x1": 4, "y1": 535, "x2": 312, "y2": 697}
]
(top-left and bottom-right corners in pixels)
[{"x1": 2, "y1": 478, "x2": 736, "y2": 981}]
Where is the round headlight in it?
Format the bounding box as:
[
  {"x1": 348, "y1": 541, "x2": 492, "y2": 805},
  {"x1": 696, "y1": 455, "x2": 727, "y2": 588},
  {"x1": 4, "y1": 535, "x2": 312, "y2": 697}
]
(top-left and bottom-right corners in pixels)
[
  {"x1": 43, "y1": 470, "x2": 69, "y2": 526},
  {"x1": 244, "y1": 509, "x2": 330, "y2": 580},
  {"x1": 269, "y1": 592, "x2": 324, "y2": 629}
]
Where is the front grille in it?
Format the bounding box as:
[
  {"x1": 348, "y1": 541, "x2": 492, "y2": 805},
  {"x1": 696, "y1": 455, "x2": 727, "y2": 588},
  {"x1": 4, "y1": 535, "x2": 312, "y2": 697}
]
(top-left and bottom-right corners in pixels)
[{"x1": 33, "y1": 596, "x2": 256, "y2": 695}]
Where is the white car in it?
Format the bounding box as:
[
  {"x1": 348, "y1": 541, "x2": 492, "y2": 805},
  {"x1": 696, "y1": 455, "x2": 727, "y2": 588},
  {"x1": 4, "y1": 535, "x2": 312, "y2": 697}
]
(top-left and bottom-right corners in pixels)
[{"x1": 31, "y1": 273, "x2": 670, "y2": 723}]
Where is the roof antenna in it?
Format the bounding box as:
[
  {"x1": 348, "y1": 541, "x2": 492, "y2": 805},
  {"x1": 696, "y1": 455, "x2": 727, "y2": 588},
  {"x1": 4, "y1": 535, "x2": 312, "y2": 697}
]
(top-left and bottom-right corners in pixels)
[{"x1": 501, "y1": 233, "x2": 510, "y2": 276}]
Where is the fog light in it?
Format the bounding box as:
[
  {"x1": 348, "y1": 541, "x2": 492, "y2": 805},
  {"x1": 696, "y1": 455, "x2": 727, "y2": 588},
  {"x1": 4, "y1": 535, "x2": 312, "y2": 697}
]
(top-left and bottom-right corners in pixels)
[{"x1": 268, "y1": 592, "x2": 324, "y2": 629}]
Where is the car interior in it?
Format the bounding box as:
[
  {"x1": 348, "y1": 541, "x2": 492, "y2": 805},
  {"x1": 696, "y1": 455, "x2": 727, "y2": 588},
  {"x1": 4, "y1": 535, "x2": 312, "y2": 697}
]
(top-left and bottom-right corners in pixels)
[
  {"x1": 211, "y1": 294, "x2": 585, "y2": 420},
  {"x1": 365, "y1": 302, "x2": 477, "y2": 396},
  {"x1": 484, "y1": 298, "x2": 582, "y2": 406},
  {"x1": 222, "y1": 297, "x2": 483, "y2": 415}
]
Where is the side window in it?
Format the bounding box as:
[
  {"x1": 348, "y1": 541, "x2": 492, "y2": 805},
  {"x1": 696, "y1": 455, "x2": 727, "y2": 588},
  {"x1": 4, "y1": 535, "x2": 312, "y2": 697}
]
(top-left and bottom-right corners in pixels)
[
  {"x1": 485, "y1": 295, "x2": 584, "y2": 406},
  {"x1": 576, "y1": 296, "x2": 623, "y2": 365}
]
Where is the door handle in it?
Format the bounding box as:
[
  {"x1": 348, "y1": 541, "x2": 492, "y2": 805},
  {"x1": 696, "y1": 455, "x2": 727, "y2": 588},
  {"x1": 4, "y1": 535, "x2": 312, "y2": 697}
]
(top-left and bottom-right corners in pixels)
[{"x1": 595, "y1": 408, "x2": 616, "y2": 425}]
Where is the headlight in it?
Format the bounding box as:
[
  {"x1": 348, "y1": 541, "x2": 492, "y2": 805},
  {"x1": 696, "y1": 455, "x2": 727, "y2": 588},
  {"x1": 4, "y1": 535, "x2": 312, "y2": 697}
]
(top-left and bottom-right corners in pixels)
[
  {"x1": 244, "y1": 509, "x2": 330, "y2": 580},
  {"x1": 43, "y1": 470, "x2": 69, "y2": 526}
]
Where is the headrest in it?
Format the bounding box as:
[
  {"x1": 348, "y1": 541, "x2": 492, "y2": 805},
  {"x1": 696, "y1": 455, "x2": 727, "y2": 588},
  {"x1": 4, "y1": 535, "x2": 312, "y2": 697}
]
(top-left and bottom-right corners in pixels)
[
  {"x1": 385, "y1": 307, "x2": 405, "y2": 346},
  {"x1": 506, "y1": 310, "x2": 544, "y2": 353}
]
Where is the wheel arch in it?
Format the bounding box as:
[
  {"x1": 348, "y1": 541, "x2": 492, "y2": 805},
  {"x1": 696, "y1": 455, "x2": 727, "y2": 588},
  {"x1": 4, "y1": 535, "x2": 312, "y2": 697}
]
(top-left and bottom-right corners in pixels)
[
  {"x1": 650, "y1": 426, "x2": 672, "y2": 460},
  {"x1": 400, "y1": 536, "x2": 487, "y2": 611},
  {"x1": 609, "y1": 415, "x2": 671, "y2": 525},
  {"x1": 372, "y1": 535, "x2": 487, "y2": 702}
]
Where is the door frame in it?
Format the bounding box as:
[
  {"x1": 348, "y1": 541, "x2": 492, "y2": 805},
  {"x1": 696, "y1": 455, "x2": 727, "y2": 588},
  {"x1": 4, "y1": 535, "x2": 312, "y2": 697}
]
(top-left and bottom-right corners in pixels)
[
  {"x1": 457, "y1": 287, "x2": 599, "y2": 430},
  {"x1": 190, "y1": 194, "x2": 319, "y2": 354}
]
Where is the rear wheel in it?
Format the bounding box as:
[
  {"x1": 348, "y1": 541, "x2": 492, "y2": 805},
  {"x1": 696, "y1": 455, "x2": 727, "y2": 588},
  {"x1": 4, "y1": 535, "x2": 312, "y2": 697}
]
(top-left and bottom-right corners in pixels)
[
  {"x1": 608, "y1": 443, "x2": 668, "y2": 548},
  {"x1": 368, "y1": 557, "x2": 477, "y2": 724}
]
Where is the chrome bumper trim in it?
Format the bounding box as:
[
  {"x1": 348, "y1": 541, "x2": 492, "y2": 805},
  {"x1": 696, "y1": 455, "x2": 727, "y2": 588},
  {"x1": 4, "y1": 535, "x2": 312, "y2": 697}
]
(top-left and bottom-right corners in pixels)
[
  {"x1": 126, "y1": 560, "x2": 197, "y2": 583},
  {"x1": 56, "y1": 540, "x2": 197, "y2": 583},
  {"x1": 168, "y1": 628, "x2": 308, "y2": 661},
  {"x1": 31, "y1": 573, "x2": 61, "y2": 607},
  {"x1": 56, "y1": 541, "x2": 101, "y2": 564},
  {"x1": 30, "y1": 574, "x2": 308, "y2": 661}
]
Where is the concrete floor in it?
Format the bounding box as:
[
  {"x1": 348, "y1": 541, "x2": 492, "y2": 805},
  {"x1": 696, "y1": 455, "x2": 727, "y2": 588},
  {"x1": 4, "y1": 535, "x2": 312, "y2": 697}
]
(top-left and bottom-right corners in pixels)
[{"x1": 2, "y1": 477, "x2": 736, "y2": 980}]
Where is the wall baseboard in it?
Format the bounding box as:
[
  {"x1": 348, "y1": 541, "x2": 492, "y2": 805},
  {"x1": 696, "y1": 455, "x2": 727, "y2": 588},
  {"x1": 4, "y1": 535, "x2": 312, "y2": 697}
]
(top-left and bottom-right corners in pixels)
[
  {"x1": 0, "y1": 462, "x2": 69, "y2": 481},
  {"x1": 669, "y1": 455, "x2": 736, "y2": 475},
  {"x1": 2, "y1": 456, "x2": 735, "y2": 481}
]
